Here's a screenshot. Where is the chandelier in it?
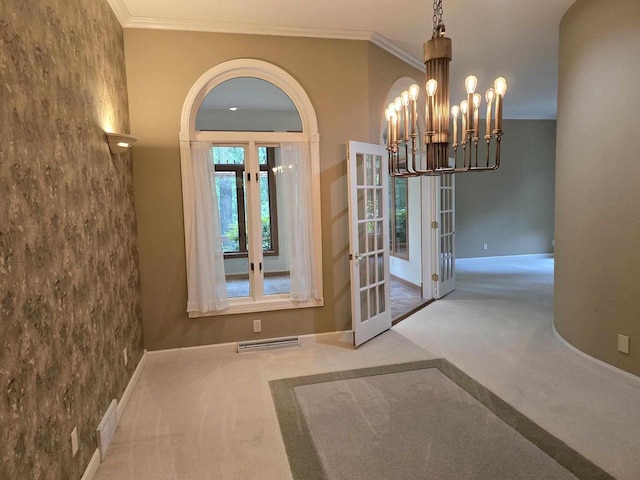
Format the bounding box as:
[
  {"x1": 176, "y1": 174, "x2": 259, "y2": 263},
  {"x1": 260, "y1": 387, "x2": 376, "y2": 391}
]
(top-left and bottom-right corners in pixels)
[{"x1": 384, "y1": 0, "x2": 507, "y2": 177}]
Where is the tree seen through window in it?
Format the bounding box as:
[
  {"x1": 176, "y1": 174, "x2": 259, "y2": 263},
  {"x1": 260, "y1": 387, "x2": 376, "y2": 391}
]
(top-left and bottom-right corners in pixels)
[{"x1": 212, "y1": 146, "x2": 277, "y2": 256}]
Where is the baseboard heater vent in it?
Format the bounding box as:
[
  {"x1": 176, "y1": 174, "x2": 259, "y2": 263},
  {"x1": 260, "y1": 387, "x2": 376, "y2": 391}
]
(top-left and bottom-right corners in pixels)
[{"x1": 237, "y1": 336, "x2": 300, "y2": 353}]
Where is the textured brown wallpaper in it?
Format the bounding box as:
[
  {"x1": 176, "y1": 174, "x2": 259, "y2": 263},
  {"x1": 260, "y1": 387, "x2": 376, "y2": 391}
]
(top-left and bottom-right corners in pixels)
[{"x1": 0, "y1": 1, "x2": 143, "y2": 479}]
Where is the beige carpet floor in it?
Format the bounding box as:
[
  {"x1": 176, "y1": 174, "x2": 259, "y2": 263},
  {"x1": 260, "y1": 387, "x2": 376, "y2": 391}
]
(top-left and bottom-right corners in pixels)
[{"x1": 94, "y1": 256, "x2": 640, "y2": 480}]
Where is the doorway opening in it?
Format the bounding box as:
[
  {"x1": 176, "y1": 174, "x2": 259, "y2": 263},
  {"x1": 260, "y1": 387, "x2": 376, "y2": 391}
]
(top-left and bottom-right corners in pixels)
[{"x1": 381, "y1": 78, "x2": 458, "y2": 323}]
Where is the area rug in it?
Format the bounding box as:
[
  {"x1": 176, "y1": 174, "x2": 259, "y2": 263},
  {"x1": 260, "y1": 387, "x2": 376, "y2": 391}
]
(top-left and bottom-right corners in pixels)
[{"x1": 269, "y1": 359, "x2": 614, "y2": 480}]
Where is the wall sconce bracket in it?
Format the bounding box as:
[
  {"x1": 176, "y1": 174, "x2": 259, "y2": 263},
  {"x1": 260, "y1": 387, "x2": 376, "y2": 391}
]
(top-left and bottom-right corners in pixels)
[{"x1": 106, "y1": 132, "x2": 137, "y2": 154}]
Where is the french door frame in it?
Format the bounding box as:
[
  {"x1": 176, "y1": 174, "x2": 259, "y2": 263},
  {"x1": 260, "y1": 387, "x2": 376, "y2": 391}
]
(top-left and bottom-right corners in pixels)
[{"x1": 347, "y1": 141, "x2": 392, "y2": 347}]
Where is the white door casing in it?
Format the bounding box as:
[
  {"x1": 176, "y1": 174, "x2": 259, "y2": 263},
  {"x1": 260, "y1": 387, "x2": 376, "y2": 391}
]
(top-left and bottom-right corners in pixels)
[{"x1": 347, "y1": 141, "x2": 392, "y2": 347}]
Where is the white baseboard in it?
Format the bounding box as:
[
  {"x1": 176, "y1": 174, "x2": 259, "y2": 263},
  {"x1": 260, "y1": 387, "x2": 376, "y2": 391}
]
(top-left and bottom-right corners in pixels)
[
  {"x1": 552, "y1": 323, "x2": 640, "y2": 390},
  {"x1": 299, "y1": 330, "x2": 353, "y2": 346},
  {"x1": 82, "y1": 351, "x2": 149, "y2": 480},
  {"x1": 146, "y1": 340, "x2": 237, "y2": 356},
  {"x1": 80, "y1": 448, "x2": 101, "y2": 480},
  {"x1": 117, "y1": 353, "x2": 148, "y2": 422},
  {"x1": 457, "y1": 253, "x2": 554, "y2": 261},
  {"x1": 146, "y1": 330, "x2": 354, "y2": 356}
]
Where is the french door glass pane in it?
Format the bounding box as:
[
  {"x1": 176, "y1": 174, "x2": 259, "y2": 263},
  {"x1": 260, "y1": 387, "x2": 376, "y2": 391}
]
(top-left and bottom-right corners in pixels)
[
  {"x1": 260, "y1": 147, "x2": 290, "y2": 295},
  {"x1": 212, "y1": 146, "x2": 251, "y2": 298},
  {"x1": 259, "y1": 171, "x2": 273, "y2": 251},
  {"x1": 258, "y1": 147, "x2": 268, "y2": 165},
  {"x1": 216, "y1": 171, "x2": 240, "y2": 253}
]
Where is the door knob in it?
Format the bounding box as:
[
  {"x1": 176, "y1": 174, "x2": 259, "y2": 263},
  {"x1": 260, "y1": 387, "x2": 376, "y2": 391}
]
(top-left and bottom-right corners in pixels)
[{"x1": 351, "y1": 252, "x2": 365, "y2": 262}]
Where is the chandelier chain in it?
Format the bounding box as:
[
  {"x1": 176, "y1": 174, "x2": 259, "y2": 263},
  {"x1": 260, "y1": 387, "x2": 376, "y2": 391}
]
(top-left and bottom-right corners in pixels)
[{"x1": 433, "y1": 0, "x2": 445, "y2": 36}]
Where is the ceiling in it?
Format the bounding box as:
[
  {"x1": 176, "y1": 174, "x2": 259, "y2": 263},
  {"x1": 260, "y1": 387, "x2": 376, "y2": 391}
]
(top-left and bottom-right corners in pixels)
[{"x1": 109, "y1": 0, "x2": 576, "y2": 119}]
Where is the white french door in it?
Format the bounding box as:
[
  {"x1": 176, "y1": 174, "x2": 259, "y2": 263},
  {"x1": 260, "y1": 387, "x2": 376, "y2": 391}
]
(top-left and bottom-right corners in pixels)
[
  {"x1": 347, "y1": 141, "x2": 392, "y2": 347},
  {"x1": 432, "y1": 174, "x2": 456, "y2": 298}
]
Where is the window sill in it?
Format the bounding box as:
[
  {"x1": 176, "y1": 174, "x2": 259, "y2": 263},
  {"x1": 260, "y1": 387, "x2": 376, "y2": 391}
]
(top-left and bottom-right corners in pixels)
[{"x1": 188, "y1": 295, "x2": 324, "y2": 318}]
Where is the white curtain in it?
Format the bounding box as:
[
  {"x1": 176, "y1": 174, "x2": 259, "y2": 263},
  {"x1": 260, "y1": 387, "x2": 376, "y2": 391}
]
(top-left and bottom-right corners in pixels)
[
  {"x1": 278, "y1": 143, "x2": 319, "y2": 301},
  {"x1": 186, "y1": 142, "x2": 229, "y2": 313}
]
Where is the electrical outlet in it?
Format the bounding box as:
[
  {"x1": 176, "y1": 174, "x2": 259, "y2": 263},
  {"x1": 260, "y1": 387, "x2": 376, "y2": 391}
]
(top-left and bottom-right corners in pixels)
[
  {"x1": 71, "y1": 427, "x2": 78, "y2": 457},
  {"x1": 483, "y1": 243, "x2": 488, "y2": 250},
  {"x1": 552, "y1": 239, "x2": 555, "y2": 247},
  {"x1": 123, "y1": 348, "x2": 128, "y2": 366},
  {"x1": 253, "y1": 319, "x2": 262, "y2": 333},
  {"x1": 618, "y1": 334, "x2": 630, "y2": 355}
]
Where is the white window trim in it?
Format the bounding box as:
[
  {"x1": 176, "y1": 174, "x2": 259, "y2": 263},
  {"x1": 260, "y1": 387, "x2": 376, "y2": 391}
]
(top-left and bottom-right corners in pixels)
[{"x1": 179, "y1": 59, "x2": 323, "y2": 317}]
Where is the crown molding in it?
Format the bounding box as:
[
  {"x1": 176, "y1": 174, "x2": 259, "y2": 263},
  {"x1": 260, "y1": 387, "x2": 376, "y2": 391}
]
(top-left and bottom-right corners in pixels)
[
  {"x1": 103, "y1": 2, "x2": 424, "y2": 70},
  {"x1": 105, "y1": 0, "x2": 129, "y2": 26},
  {"x1": 369, "y1": 33, "x2": 425, "y2": 72},
  {"x1": 124, "y1": 15, "x2": 373, "y2": 41}
]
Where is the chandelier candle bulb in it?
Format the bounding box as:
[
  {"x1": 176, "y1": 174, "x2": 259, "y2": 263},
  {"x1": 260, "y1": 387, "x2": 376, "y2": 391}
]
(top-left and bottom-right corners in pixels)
[
  {"x1": 430, "y1": 95, "x2": 436, "y2": 135},
  {"x1": 409, "y1": 84, "x2": 420, "y2": 138},
  {"x1": 388, "y1": 103, "x2": 395, "y2": 146},
  {"x1": 402, "y1": 92, "x2": 410, "y2": 141},
  {"x1": 465, "y1": 75, "x2": 477, "y2": 135},
  {"x1": 467, "y1": 93, "x2": 473, "y2": 134},
  {"x1": 412, "y1": 98, "x2": 418, "y2": 139},
  {"x1": 485, "y1": 88, "x2": 495, "y2": 138},
  {"x1": 465, "y1": 75, "x2": 478, "y2": 95},
  {"x1": 473, "y1": 93, "x2": 481, "y2": 136},
  {"x1": 393, "y1": 98, "x2": 402, "y2": 145},
  {"x1": 494, "y1": 94, "x2": 503, "y2": 132},
  {"x1": 426, "y1": 79, "x2": 437, "y2": 135},
  {"x1": 495, "y1": 93, "x2": 502, "y2": 130},
  {"x1": 451, "y1": 105, "x2": 460, "y2": 145},
  {"x1": 425, "y1": 100, "x2": 430, "y2": 138},
  {"x1": 404, "y1": 104, "x2": 410, "y2": 141},
  {"x1": 493, "y1": 77, "x2": 507, "y2": 132},
  {"x1": 460, "y1": 100, "x2": 468, "y2": 141},
  {"x1": 393, "y1": 95, "x2": 402, "y2": 140},
  {"x1": 389, "y1": 112, "x2": 396, "y2": 148}
]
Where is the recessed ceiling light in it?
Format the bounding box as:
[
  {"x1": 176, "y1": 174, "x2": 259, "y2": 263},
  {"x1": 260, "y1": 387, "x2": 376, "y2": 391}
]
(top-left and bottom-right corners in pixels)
[{"x1": 229, "y1": 107, "x2": 238, "y2": 111}]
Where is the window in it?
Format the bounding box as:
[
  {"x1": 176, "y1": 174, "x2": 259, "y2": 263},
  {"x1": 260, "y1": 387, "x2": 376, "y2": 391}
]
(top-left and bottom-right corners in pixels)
[
  {"x1": 213, "y1": 146, "x2": 279, "y2": 257},
  {"x1": 389, "y1": 177, "x2": 408, "y2": 259},
  {"x1": 180, "y1": 59, "x2": 323, "y2": 316}
]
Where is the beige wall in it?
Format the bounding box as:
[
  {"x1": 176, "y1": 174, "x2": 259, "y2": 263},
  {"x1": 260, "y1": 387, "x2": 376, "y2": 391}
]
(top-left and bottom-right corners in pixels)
[
  {"x1": 125, "y1": 30, "x2": 421, "y2": 350},
  {"x1": 367, "y1": 43, "x2": 423, "y2": 144},
  {"x1": 456, "y1": 120, "x2": 557, "y2": 258},
  {"x1": 555, "y1": 0, "x2": 640, "y2": 376}
]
